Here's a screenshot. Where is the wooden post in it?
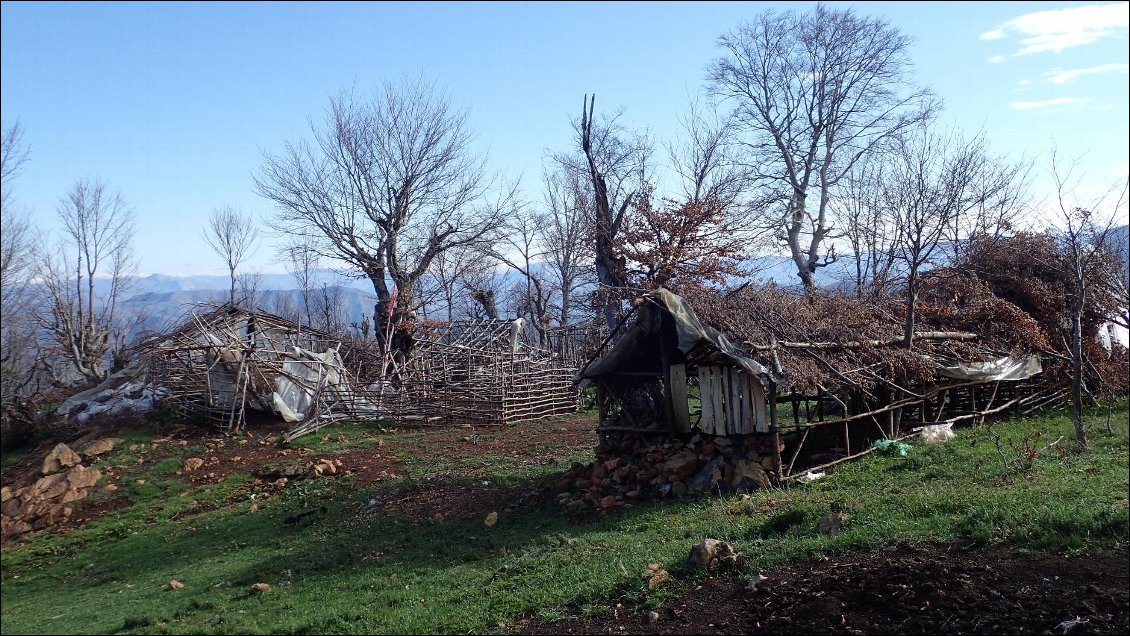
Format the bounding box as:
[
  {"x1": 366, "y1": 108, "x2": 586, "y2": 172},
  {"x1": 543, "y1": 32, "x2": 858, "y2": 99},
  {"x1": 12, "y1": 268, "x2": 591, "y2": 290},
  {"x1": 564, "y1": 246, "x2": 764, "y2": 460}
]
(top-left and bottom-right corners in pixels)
[
  {"x1": 770, "y1": 386, "x2": 786, "y2": 477},
  {"x1": 659, "y1": 317, "x2": 677, "y2": 433},
  {"x1": 670, "y1": 364, "x2": 691, "y2": 433},
  {"x1": 772, "y1": 426, "x2": 784, "y2": 481},
  {"x1": 699, "y1": 367, "x2": 715, "y2": 434},
  {"x1": 597, "y1": 381, "x2": 608, "y2": 425}
]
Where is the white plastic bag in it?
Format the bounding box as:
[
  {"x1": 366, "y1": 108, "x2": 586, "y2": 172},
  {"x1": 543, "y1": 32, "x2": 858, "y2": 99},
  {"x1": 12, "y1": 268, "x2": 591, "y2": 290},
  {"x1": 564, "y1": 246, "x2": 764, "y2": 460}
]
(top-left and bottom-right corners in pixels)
[{"x1": 917, "y1": 423, "x2": 955, "y2": 444}]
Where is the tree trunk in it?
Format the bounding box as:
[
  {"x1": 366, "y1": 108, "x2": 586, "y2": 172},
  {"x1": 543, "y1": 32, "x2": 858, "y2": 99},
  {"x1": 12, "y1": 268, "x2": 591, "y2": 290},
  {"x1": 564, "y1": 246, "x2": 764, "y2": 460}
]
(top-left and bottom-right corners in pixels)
[
  {"x1": 785, "y1": 196, "x2": 817, "y2": 291},
  {"x1": 903, "y1": 280, "x2": 918, "y2": 350},
  {"x1": 1071, "y1": 293, "x2": 1087, "y2": 448}
]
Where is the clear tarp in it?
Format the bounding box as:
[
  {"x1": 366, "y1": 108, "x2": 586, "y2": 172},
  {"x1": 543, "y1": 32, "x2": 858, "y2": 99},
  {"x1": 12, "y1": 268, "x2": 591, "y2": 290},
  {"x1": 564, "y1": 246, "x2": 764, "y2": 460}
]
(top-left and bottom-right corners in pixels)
[{"x1": 936, "y1": 354, "x2": 1043, "y2": 381}]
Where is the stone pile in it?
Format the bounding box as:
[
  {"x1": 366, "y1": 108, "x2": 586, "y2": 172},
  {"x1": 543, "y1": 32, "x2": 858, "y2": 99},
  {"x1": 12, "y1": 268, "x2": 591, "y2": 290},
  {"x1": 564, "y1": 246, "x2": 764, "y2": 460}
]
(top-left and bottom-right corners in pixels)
[
  {"x1": 553, "y1": 431, "x2": 782, "y2": 510},
  {"x1": 256, "y1": 458, "x2": 344, "y2": 485},
  {"x1": 1, "y1": 441, "x2": 114, "y2": 541}
]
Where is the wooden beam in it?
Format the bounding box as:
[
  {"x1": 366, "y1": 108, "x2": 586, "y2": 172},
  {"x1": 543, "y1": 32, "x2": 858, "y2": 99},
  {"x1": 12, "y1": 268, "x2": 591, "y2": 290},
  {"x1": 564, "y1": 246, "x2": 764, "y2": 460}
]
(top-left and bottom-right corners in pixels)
[
  {"x1": 670, "y1": 364, "x2": 691, "y2": 433},
  {"x1": 747, "y1": 331, "x2": 978, "y2": 351}
]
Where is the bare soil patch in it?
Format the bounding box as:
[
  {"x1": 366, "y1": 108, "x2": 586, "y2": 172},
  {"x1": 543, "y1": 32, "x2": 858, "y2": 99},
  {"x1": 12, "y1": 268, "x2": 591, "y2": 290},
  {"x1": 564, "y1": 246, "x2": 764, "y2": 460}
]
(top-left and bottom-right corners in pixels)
[
  {"x1": 1, "y1": 413, "x2": 598, "y2": 540},
  {"x1": 519, "y1": 542, "x2": 1130, "y2": 635}
]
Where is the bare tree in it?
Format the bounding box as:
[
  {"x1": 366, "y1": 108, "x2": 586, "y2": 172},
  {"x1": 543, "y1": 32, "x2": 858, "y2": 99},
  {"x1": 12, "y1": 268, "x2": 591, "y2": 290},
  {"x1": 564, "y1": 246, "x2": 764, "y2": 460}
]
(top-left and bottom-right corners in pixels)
[
  {"x1": 833, "y1": 156, "x2": 903, "y2": 297},
  {"x1": 465, "y1": 266, "x2": 504, "y2": 321},
  {"x1": 1, "y1": 122, "x2": 32, "y2": 296},
  {"x1": 203, "y1": 205, "x2": 259, "y2": 306},
  {"x1": 311, "y1": 282, "x2": 349, "y2": 334},
  {"x1": 423, "y1": 243, "x2": 487, "y2": 322},
  {"x1": 37, "y1": 179, "x2": 136, "y2": 383},
  {"x1": 554, "y1": 95, "x2": 650, "y2": 329},
  {"x1": 491, "y1": 205, "x2": 553, "y2": 344},
  {"x1": 1050, "y1": 152, "x2": 1129, "y2": 448},
  {"x1": 538, "y1": 166, "x2": 595, "y2": 328},
  {"x1": 870, "y1": 127, "x2": 1026, "y2": 348},
  {"x1": 1, "y1": 122, "x2": 29, "y2": 213},
  {"x1": 709, "y1": 4, "x2": 938, "y2": 290},
  {"x1": 256, "y1": 77, "x2": 504, "y2": 361},
  {"x1": 1, "y1": 122, "x2": 43, "y2": 440},
  {"x1": 666, "y1": 96, "x2": 749, "y2": 209},
  {"x1": 236, "y1": 270, "x2": 262, "y2": 310},
  {"x1": 281, "y1": 239, "x2": 321, "y2": 325}
]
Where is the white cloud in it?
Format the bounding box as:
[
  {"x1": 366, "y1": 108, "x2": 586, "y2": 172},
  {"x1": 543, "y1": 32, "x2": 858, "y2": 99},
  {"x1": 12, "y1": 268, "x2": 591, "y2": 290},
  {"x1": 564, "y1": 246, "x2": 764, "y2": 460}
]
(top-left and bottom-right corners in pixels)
[
  {"x1": 987, "y1": 54, "x2": 1009, "y2": 64},
  {"x1": 1009, "y1": 97, "x2": 1089, "y2": 110},
  {"x1": 980, "y1": 3, "x2": 1129, "y2": 56},
  {"x1": 1042, "y1": 63, "x2": 1130, "y2": 84}
]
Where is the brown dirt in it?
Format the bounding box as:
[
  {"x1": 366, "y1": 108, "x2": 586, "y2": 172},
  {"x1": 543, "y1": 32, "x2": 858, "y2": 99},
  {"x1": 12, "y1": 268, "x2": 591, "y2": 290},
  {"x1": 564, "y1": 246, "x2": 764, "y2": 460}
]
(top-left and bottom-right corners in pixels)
[
  {"x1": 518, "y1": 542, "x2": 1130, "y2": 635},
  {"x1": 1, "y1": 413, "x2": 598, "y2": 541}
]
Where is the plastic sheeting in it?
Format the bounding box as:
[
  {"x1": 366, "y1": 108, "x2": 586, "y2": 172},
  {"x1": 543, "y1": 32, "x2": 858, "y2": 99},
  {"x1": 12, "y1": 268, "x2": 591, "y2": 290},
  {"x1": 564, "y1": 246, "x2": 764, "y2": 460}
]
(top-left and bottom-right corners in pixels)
[
  {"x1": 936, "y1": 354, "x2": 1042, "y2": 381},
  {"x1": 55, "y1": 362, "x2": 168, "y2": 423},
  {"x1": 577, "y1": 288, "x2": 773, "y2": 386},
  {"x1": 269, "y1": 347, "x2": 345, "y2": 423}
]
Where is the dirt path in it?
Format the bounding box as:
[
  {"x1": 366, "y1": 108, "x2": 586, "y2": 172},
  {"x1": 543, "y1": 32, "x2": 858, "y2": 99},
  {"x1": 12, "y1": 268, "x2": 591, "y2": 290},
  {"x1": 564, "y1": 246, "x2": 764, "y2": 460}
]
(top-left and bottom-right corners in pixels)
[{"x1": 519, "y1": 542, "x2": 1130, "y2": 635}]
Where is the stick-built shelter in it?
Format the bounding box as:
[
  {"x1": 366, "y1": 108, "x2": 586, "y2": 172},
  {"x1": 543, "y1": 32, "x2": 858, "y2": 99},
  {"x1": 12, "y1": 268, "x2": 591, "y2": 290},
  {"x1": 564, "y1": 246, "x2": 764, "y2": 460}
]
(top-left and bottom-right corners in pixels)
[
  {"x1": 141, "y1": 305, "x2": 377, "y2": 438},
  {"x1": 142, "y1": 304, "x2": 582, "y2": 440},
  {"x1": 576, "y1": 286, "x2": 1048, "y2": 480},
  {"x1": 378, "y1": 317, "x2": 583, "y2": 427}
]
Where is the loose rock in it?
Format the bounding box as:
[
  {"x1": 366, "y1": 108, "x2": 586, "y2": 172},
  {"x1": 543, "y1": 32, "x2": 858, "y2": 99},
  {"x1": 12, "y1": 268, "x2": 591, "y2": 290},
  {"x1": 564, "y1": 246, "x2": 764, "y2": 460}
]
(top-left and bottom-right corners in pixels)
[
  {"x1": 690, "y1": 539, "x2": 745, "y2": 571},
  {"x1": 818, "y1": 512, "x2": 848, "y2": 535},
  {"x1": 82, "y1": 438, "x2": 125, "y2": 457},
  {"x1": 42, "y1": 444, "x2": 82, "y2": 475}
]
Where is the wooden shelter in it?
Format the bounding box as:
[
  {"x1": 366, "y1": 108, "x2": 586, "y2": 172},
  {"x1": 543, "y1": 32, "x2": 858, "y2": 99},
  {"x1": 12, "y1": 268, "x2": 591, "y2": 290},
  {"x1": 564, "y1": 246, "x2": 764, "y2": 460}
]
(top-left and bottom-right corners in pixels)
[
  {"x1": 576, "y1": 287, "x2": 1049, "y2": 480},
  {"x1": 141, "y1": 305, "x2": 584, "y2": 440}
]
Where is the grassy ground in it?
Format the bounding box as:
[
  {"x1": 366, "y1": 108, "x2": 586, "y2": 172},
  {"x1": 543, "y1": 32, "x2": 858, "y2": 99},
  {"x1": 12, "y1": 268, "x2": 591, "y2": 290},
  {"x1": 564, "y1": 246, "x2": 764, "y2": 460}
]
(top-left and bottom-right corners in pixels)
[{"x1": 1, "y1": 402, "x2": 1127, "y2": 635}]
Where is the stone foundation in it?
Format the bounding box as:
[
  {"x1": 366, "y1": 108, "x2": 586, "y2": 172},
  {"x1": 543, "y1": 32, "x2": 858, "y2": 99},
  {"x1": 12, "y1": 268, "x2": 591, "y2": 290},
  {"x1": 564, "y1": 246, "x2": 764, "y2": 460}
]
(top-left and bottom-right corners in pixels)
[{"x1": 553, "y1": 430, "x2": 782, "y2": 509}]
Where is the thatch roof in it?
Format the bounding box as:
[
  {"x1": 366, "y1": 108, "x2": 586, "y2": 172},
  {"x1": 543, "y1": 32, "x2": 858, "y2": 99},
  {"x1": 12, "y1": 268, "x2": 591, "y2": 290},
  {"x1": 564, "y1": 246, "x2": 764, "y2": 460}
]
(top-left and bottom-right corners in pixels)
[{"x1": 584, "y1": 280, "x2": 1045, "y2": 397}]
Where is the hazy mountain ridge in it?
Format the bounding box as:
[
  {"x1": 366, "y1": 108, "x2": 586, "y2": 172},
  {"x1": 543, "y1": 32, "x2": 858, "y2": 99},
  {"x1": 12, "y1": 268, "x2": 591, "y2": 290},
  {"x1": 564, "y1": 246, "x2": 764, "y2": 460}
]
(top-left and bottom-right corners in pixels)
[{"x1": 73, "y1": 225, "x2": 1130, "y2": 335}]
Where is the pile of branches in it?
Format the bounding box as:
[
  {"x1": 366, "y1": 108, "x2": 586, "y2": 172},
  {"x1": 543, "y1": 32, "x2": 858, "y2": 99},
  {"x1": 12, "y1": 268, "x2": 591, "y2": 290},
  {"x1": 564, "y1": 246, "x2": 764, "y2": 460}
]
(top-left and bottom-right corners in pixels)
[
  {"x1": 952, "y1": 233, "x2": 1129, "y2": 398},
  {"x1": 679, "y1": 282, "x2": 1043, "y2": 397}
]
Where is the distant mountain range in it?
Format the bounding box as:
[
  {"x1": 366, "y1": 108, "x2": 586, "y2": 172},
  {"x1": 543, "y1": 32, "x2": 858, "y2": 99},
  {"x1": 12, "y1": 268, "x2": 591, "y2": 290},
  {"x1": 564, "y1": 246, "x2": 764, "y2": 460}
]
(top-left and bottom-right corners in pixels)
[{"x1": 50, "y1": 224, "x2": 1130, "y2": 337}]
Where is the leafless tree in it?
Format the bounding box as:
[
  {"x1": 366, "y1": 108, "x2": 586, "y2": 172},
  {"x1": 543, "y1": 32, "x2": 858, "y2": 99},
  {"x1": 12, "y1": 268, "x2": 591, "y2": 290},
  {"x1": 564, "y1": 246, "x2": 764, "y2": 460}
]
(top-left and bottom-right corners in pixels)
[
  {"x1": 268, "y1": 291, "x2": 301, "y2": 324},
  {"x1": 424, "y1": 243, "x2": 494, "y2": 322},
  {"x1": 1049, "y1": 152, "x2": 1128, "y2": 448},
  {"x1": 1, "y1": 123, "x2": 32, "y2": 297},
  {"x1": 465, "y1": 267, "x2": 504, "y2": 321},
  {"x1": 256, "y1": 77, "x2": 504, "y2": 360},
  {"x1": 871, "y1": 127, "x2": 1025, "y2": 348},
  {"x1": 1, "y1": 122, "x2": 29, "y2": 212},
  {"x1": 236, "y1": 270, "x2": 262, "y2": 310},
  {"x1": 554, "y1": 95, "x2": 650, "y2": 329},
  {"x1": 491, "y1": 205, "x2": 553, "y2": 344},
  {"x1": 281, "y1": 239, "x2": 321, "y2": 325},
  {"x1": 666, "y1": 96, "x2": 749, "y2": 210},
  {"x1": 310, "y1": 282, "x2": 349, "y2": 334},
  {"x1": 37, "y1": 179, "x2": 136, "y2": 383},
  {"x1": 203, "y1": 205, "x2": 259, "y2": 306},
  {"x1": 538, "y1": 166, "x2": 595, "y2": 328},
  {"x1": 1, "y1": 122, "x2": 43, "y2": 440},
  {"x1": 709, "y1": 4, "x2": 938, "y2": 290},
  {"x1": 833, "y1": 156, "x2": 903, "y2": 297}
]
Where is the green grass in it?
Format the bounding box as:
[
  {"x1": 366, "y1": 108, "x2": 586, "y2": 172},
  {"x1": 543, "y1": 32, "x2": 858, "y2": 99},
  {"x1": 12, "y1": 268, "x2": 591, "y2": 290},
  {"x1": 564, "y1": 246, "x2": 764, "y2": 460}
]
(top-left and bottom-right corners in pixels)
[{"x1": 1, "y1": 403, "x2": 1127, "y2": 635}]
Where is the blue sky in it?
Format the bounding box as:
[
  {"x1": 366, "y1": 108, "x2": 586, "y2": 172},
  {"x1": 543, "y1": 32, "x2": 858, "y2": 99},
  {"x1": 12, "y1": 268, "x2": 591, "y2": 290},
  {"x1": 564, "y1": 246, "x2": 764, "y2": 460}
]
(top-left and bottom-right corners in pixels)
[{"x1": 2, "y1": 1, "x2": 1127, "y2": 276}]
